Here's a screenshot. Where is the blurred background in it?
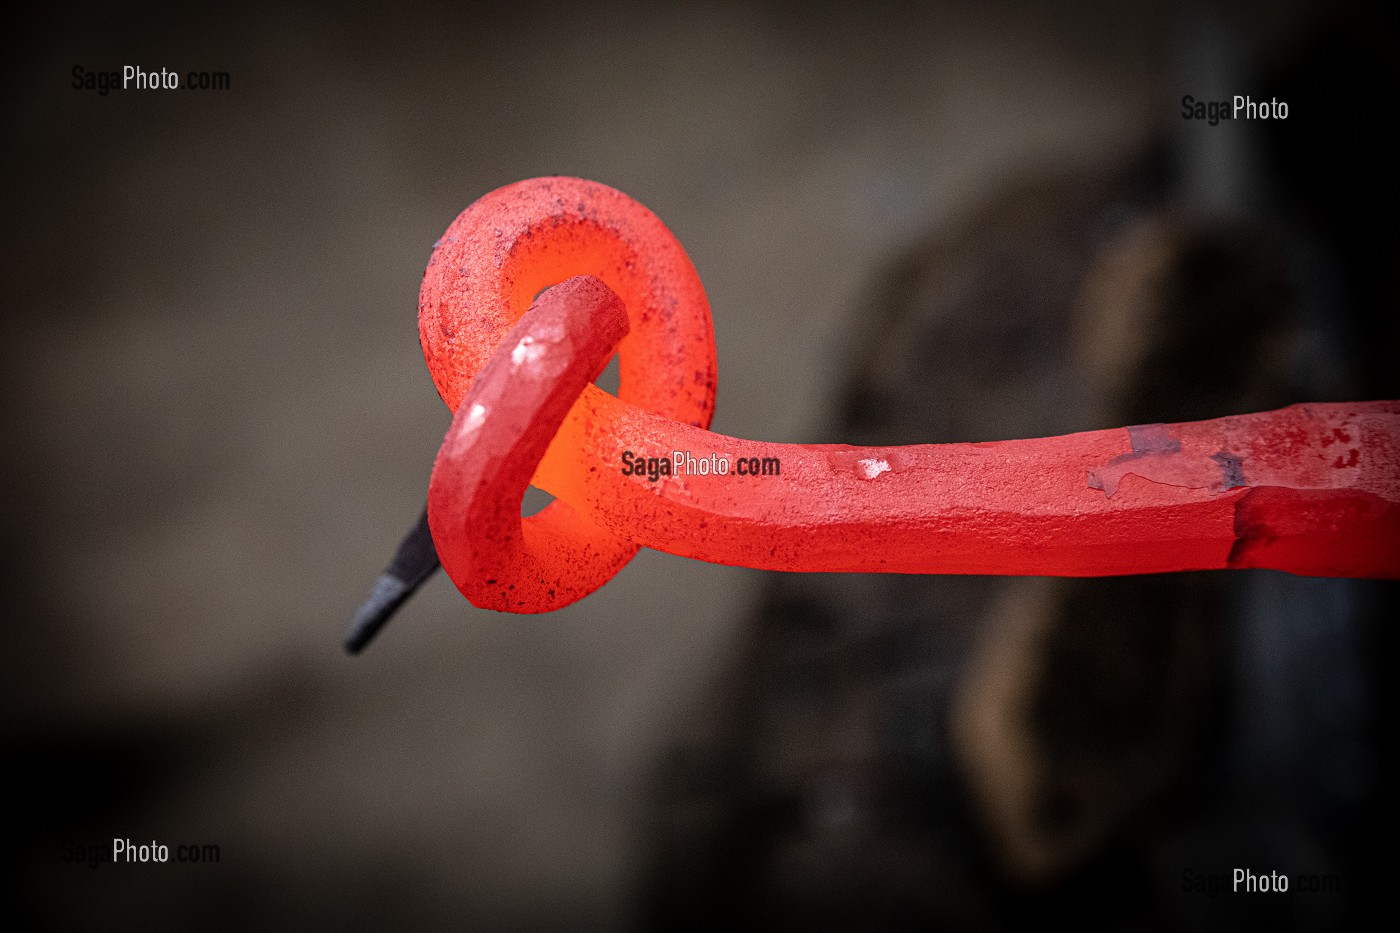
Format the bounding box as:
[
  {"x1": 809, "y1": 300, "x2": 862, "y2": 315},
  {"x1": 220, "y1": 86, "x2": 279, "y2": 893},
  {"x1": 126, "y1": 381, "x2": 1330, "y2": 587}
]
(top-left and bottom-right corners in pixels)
[{"x1": 2, "y1": 1, "x2": 1394, "y2": 929}]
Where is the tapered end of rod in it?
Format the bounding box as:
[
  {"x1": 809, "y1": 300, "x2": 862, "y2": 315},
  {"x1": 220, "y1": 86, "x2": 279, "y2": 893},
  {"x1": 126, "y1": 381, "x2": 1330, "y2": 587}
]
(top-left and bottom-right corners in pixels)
[{"x1": 344, "y1": 507, "x2": 441, "y2": 655}]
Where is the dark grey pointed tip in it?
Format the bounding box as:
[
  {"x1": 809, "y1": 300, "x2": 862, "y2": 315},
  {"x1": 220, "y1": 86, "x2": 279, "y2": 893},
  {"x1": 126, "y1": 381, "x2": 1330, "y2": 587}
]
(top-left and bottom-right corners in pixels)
[
  {"x1": 344, "y1": 506, "x2": 441, "y2": 655},
  {"x1": 345, "y1": 574, "x2": 413, "y2": 654}
]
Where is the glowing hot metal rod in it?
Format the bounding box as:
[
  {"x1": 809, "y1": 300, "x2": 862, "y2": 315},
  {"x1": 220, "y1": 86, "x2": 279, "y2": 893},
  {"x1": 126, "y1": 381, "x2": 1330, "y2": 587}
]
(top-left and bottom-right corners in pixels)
[{"x1": 345, "y1": 177, "x2": 1400, "y2": 652}]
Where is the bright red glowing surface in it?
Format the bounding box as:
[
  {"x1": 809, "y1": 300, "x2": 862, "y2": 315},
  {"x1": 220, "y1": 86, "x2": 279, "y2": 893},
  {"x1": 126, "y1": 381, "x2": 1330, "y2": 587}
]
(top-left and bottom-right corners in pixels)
[{"x1": 421, "y1": 177, "x2": 1400, "y2": 613}]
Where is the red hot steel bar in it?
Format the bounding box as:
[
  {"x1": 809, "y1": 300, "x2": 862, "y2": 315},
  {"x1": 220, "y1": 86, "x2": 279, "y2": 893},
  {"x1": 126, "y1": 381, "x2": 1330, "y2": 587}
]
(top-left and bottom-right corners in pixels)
[{"x1": 347, "y1": 177, "x2": 1399, "y2": 646}]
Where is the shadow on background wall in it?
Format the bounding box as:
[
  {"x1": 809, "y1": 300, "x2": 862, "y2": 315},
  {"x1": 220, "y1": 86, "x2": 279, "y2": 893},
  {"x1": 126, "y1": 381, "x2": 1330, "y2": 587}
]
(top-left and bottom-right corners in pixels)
[{"x1": 1, "y1": 1, "x2": 1393, "y2": 929}]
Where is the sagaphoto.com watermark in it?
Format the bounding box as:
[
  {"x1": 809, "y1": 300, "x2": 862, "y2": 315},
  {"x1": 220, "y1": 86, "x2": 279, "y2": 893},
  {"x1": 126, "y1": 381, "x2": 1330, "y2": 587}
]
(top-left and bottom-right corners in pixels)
[
  {"x1": 62, "y1": 838, "x2": 222, "y2": 868},
  {"x1": 620, "y1": 449, "x2": 782, "y2": 482},
  {"x1": 1181, "y1": 867, "x2": 1343, "y2": 898},
  {"x1": 72, "y1": 65, "x2": 231, "y2": 96}
]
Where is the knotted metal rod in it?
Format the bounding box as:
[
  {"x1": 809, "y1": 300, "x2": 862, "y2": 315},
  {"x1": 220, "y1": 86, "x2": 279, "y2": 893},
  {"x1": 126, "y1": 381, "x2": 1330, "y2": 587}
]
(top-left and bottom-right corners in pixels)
[{"x1": 346, "y1": 177, "x2": 1400, "y2": 652}]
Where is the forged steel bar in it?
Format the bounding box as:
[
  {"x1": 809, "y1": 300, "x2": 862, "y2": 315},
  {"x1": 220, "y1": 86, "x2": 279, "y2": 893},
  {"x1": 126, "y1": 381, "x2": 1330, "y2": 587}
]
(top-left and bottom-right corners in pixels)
[{"x1": 346, "y1": 177, "x2": 1399, "y2": 647}]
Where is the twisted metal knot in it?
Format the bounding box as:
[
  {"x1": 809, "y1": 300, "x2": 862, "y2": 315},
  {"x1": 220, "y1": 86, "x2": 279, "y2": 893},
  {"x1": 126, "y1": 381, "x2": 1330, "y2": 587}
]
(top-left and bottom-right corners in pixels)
[{"x1": 347, "y1": 177, "x2": 1400, "y2": 651}]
